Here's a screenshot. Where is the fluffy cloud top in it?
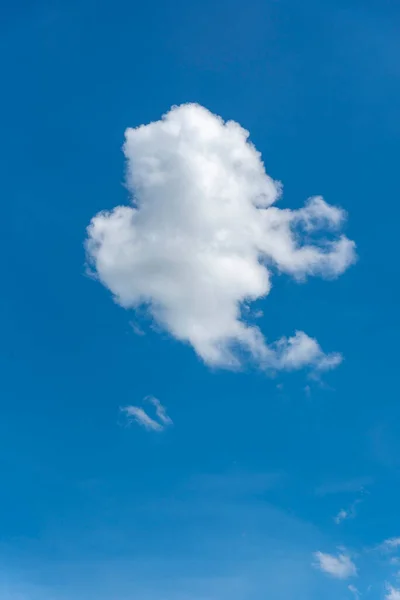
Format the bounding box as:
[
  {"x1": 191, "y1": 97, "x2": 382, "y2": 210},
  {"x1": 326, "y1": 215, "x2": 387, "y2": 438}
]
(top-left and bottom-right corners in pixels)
[
  {"x1": 86, "y1": 104, "x2": 356, "y2": 369},
  {"x1": 313, "y1": 551, "x2": 357, "y2": 579}
]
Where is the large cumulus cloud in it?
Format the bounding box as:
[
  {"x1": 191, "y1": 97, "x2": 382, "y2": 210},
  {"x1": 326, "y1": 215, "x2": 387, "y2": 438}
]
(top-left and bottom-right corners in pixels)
[{"x1": 86, "y1": 104, "x2": 356, "y2": 369}]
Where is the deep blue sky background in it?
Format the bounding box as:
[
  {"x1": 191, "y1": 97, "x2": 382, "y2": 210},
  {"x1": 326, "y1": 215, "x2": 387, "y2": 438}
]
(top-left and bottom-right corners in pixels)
[{"x1": 1, "y1": 0, "x2": 400, "y2": 598}]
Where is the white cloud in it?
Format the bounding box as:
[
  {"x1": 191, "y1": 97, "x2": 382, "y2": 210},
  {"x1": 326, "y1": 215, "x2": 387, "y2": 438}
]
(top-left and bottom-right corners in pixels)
[
  {"x1": 121, "y1": 406, "x2": 162, "y2": 431},
  {"x1": 86, "y1": 103, "x2": 356, "y2": 370},
  {"x1": 386, "y1": 585, "x2": 400, "y2": 600},
  {"x1": 147, "y1": 395, "x2": 173, "y2": 426},
  {"x1": 121, "y1": 397, "x2": 172, "y2": 432},
  {"x1": 348, "y1": 584, "x2": 360, "y2": 599},
  {"x1": 313, "y1": 551, "x2": 357, "y2": 579},
  {"x1": 334, "y1": 499, "x2": 362, "y2": 524},
  {"x1": 381, "y1": 539, "x2": 400, "y2": 553},
  {"x1": 335, "y1": 509, "x2": 350, "y2": 525}
]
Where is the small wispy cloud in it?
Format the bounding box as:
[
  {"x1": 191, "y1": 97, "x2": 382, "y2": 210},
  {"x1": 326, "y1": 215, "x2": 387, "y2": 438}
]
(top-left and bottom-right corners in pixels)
[
  {"x1": 313, "y1": 550, "x2": 357, "y2": 579},
  {"x1": 386, "y1": 584, "x2": 400, "y2": 599},
  {"x1": 335, "y1": 508, "x2": 350, "y2": 524},
  {"x1": 147, "y1": 395, "x2": 173, "y2": 427},
  {"x1": 121, "y1": 396, "x2": 172, "y2": 432},
  {"x1": 334, "y1": 498, "x2": 362, "y2": 525},
  {"x1": 129, "y1": 320, "x2": 145, "y2": 336},
  {"x1": 121, "y1": 406, "x2": 163, "y2": 431},
  {"x1": 348, "y1": 584, "x2": 361, "y2": 599},
  {"x1": 381, "y1": 538, "x2": 400, "y2": 553}
]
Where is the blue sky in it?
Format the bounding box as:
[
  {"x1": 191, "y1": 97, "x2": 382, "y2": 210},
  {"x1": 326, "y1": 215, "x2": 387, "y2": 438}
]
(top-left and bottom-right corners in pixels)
[{"x1": 1, "y1": 0, "x2": 400, "y2": 598}]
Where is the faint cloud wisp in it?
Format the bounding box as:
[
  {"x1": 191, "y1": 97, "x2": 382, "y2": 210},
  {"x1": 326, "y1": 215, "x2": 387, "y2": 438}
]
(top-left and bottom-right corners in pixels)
[
  {"x1": 121, "y1": 396, "x2": 172, "y2": 432},
  {"x1": 313, "y1": 550, "x2": 357, "y2": 580}
]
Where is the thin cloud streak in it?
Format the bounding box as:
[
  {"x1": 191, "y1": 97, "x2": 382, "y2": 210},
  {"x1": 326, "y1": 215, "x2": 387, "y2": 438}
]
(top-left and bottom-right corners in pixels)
[{"x1": 121, "y1": 397, "x2": 173, "y2": 432}]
